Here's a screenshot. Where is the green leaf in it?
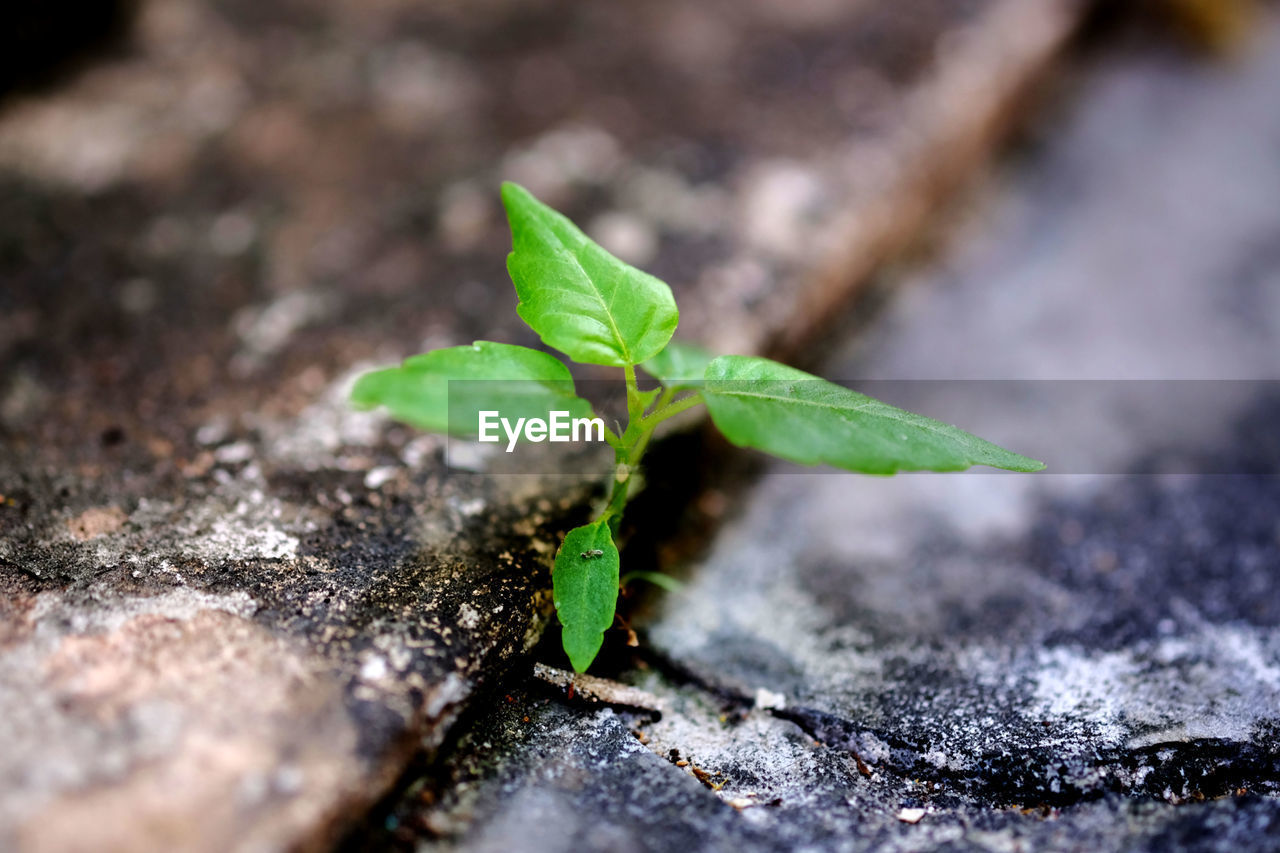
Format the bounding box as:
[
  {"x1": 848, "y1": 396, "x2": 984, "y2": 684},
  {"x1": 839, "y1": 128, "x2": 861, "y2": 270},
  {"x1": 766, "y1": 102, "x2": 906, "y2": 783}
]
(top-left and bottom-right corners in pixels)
[
  {"x1": 703, "y1": 356, "x2": 1045, "y2": 474},
  {"x1": 553, "y1": 522, "x2": 620, "y2": 672},
  {"x1": 502, "y1": 182, "x2": 679, "y2": 367},
  {"x1": 641, "y1": 339, "x2": 714, "y2": 390},
  {"x1": 350, "y1": 341, "x2": 593, "y2": 435}
]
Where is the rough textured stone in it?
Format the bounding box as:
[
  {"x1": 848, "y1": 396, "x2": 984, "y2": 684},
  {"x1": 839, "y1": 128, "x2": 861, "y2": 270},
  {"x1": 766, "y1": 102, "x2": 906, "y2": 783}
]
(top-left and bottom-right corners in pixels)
[
  {"x1": 358, "y1": 14, "x2": 1280, "y2": 851},
  {"x1": 0, "y1": 0, "x2": 1084, "y2": 849},
  {"x1": 360, "y1": 687, "x2": 1280, "y2": 853}
]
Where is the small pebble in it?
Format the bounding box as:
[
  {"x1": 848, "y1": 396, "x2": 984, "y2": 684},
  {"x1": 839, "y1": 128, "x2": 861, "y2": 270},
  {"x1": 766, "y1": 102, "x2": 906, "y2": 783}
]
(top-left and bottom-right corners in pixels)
[
  {"x1": 754, "y1": 687, "x2": 787, "y2": 710},
  {"x1": 364, "y1": 466, "x2": 398, "y2": 490}
]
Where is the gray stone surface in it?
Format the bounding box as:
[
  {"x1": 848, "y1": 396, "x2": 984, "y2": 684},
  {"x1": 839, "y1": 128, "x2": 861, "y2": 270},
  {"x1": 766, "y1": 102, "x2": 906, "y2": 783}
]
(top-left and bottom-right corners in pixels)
[
  {"x1": 365, "y1": 689, "x2": 1280, "y2": 853},
  {"x1": 0, "y1": 0, "x2": 1083, "y2": 849},
  {"x1": 363, "y1": 13, "x2": 1280, "y2": 851}
]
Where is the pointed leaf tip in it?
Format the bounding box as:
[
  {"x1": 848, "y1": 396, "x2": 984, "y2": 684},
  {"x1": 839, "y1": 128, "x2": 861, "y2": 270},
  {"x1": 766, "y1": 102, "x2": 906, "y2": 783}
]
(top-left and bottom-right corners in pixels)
[
  {"x1": 501, "y1": 181, "x2": 678, "y2": 367},
  {"x1": 703, "y1": 355, "x2": 1045, "y2": 475}
]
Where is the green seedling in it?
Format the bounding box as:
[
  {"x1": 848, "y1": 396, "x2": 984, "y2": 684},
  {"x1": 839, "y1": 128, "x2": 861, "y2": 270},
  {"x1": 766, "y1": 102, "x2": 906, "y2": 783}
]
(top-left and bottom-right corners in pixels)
[{"x1": 352, "y1": 182, "x2": 1044, "y2": 672}]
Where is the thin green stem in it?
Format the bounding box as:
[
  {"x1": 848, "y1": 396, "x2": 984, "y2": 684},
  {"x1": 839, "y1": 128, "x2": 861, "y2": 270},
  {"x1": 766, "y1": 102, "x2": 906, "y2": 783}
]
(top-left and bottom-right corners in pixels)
[
  {"x1": 624, "y1": 364, "x2": 642, "y2": 420},
  {"x1": 595, "y1": 373, "x2": 704, "y2": 538},
  {"x1": 640, "y1": 391, "x2": 704, "y2": 429},
  {"x1": 628, "y1": 425, "x2": 654, "y2": 466},
  {"x1": 620, "y1": 570, "x2": 684, "y2": 593},
  {"x1": 597, "y1": 444, "x2": 632, "y2": 533},
  {"x1": 600, "y1": 423, "x2": 623, "y2": 449}
]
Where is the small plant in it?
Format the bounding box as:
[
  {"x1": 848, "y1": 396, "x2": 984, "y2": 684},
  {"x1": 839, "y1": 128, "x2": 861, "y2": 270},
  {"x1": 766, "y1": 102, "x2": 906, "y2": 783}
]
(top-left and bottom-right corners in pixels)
[{"x1": 352, "y1": 182, "x2": 1044, "y2": 672}]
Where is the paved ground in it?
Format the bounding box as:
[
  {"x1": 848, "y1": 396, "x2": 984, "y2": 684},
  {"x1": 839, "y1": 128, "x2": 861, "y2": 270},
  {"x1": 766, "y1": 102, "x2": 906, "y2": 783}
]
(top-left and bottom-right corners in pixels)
[
  {"x1": 0, "y1": 1, "x2": 1082, "y2": 849},
  {"x1": 357, "y1": 13, "x2": 1280, "y2": 851}
]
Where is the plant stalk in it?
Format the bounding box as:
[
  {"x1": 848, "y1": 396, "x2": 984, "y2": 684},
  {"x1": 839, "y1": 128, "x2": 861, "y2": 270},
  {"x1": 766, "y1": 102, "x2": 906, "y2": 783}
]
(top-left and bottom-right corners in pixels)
[{"x1": 598, "y1": 373, "x2": 705, "y2": 535}]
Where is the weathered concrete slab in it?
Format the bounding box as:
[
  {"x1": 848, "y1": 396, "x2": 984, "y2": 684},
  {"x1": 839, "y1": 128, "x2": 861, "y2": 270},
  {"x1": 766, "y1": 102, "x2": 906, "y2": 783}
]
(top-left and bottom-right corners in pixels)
[
  {"x1": 360, "y1": 13, "x2": 1280, "y2": 851},
  {"x1": 361, "y1": 687, "x2": 1280, "y2": 853},
  {"x1": 0, "y1": 0, "x2": 1084, "y2": 848}
]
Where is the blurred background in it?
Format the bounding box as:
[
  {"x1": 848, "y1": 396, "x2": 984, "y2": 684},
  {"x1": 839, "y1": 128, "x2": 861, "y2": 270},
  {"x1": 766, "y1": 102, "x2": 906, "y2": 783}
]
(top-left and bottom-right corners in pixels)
[
  {"x1": 3, "y1": 1, "x2": 1279, "y2": 851},
  {"x1": 2, "y1": 0, "x2": 1275, "y2": 462},
  {"x1": 1, "y1": 0, "x2": 1273, "y2": 431}
]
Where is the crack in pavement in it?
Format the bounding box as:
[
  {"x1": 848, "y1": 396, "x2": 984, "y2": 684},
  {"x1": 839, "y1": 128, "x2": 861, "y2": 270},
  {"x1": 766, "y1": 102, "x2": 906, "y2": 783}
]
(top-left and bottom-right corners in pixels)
[{"x1": 775, "y1": 703, "x2": 1280, "y2": 808}]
